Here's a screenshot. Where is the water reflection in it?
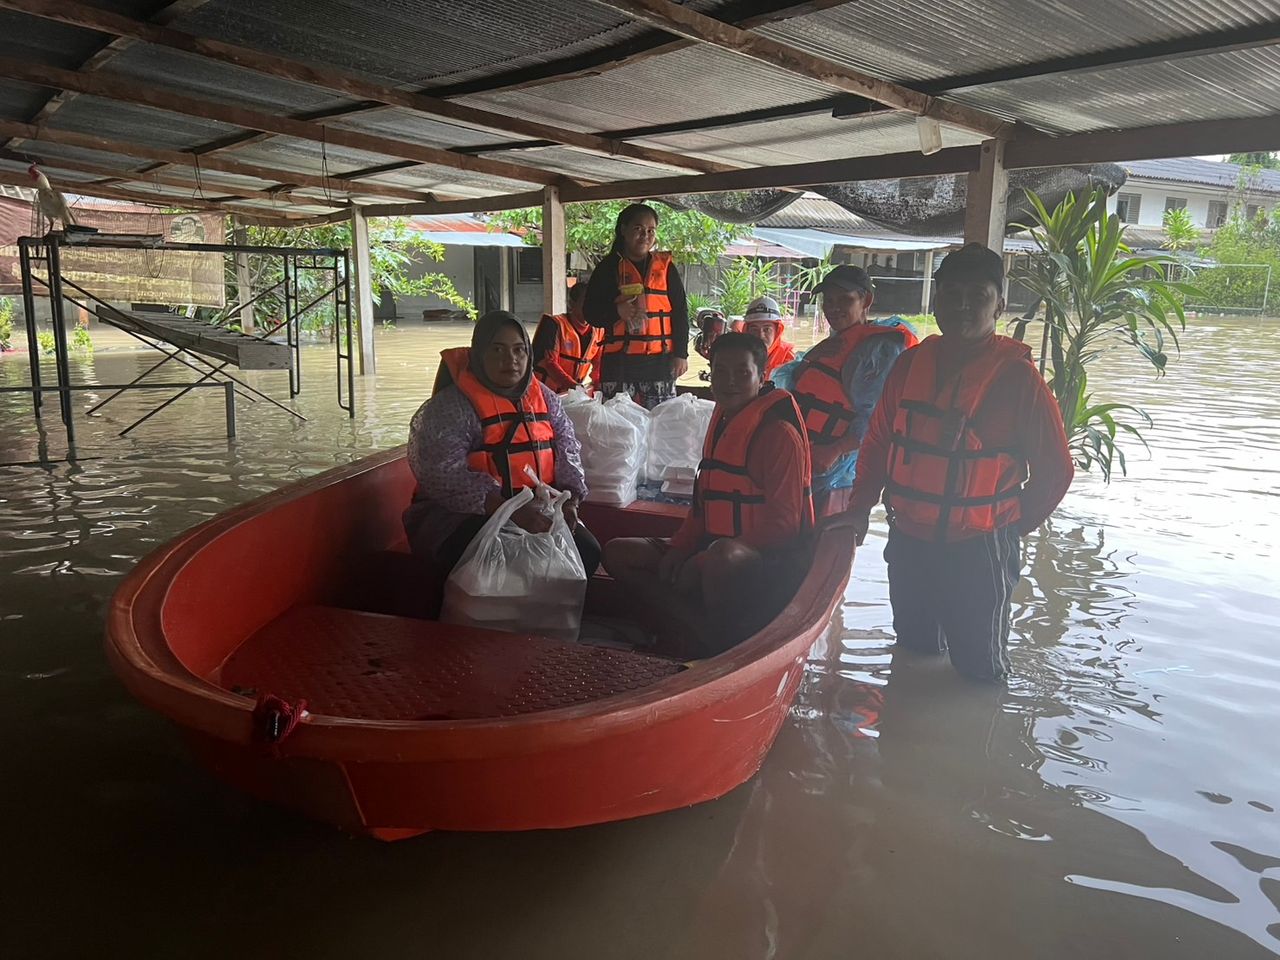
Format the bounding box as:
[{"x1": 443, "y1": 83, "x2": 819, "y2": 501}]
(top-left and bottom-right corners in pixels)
[{"x1": 1, "y1": 319, "x2": 1279, "y2": 958}]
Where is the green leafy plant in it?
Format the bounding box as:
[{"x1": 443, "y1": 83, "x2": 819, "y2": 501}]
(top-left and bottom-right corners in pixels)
[
  {"x1": 1193, "y1": 210, "x2": 1280, "y2": 312},
  {"x1": 71, "y1": 323, "x2": 93, "y2": 354},
  {"x1": 714, "y1": 257, "x2": 784, "y2": 317},
  {"x1": 791, "y1": 251, "x2": 837, "y2": 294},
  {"x1": 0, "y1": 297, "x2": 14, "y2": 350},
  {"x1": 487, "y1": 200, "x2": 744, "y2": 267},
  {"x1": 1162, "y1": 207, "x2": 1199, "y2": 252},
  {"x1": 1012, "y1": 187, "x2": 1195, "y2": 481},
  {"x1": 37, "y1": 329, "x2": 55, "y2": 355},
  {"x1": 686, "y1": 291, "x2": 715, "y2": 314},
  {"x1": 224, "y1": 218, "x2": 473, "y2": 338}
]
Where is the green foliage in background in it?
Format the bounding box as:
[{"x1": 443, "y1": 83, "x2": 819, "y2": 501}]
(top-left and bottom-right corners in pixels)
[
  {"x1": 37, "y1": 329, "x2": 55, "y2": 355},
  {"x1": 1162, "y1": 207, "x2": 1199, "y2": 252},
  {"x1": 0, "y1": 298, "x2": 13, "y2": 350},
  {"x1": 225, "y1": 218, "x2": 472, "y2": 337},
  {"x1": 487, "y1": 200, "x2": 743, "y2": 267},
  {"x1": 1012, "y1": 187, "x2": 1194, "y2": 482},
  {"x1": 714, "y1": 257, "x2": 785, "y2": 317},
  {"x1": 791, "y1": 251, "x2": 837, "y2": 293},
  {"x1": 1194, "y1": 211, "x2": 1280, "y2": 312},
  {"x1": 1228, "y1": 151, "x2": 1280, "y2": 170}
]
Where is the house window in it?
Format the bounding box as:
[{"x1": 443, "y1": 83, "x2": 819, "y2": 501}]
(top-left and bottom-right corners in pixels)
[
  {"x1": 516, "y1": 247, "x2": 543, "y2": 283},
  {"x1": 1207, "y1": 201, "x2": 1229, "y2": 228},
  {"x1": 1164, "y1": 197, "x2": 1188, "y2": 213},
  {"x1": 1246, "y1": 204, "x2": 1262, "y2": 222},
  {"x1": 1115, "y1": 193, "x2": 1142, "y2": 223}
]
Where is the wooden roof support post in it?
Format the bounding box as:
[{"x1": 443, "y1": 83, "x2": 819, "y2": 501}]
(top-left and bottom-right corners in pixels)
[
  {"x1": 232, "y1": 218, "x2": 254, "y2": 333},
  {"x1": 963, "y1": 139, "x2": 1008, "y2": 252},
  {"x1": 349, "y1": 205, "x2": 376, "y2": 375},
  {"x1": 542, "y1": 185, "x2": 566, "y2": 318}
]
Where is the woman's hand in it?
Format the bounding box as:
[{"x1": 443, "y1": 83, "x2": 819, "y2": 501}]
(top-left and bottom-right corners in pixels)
[
  {"x1": 616, "y1": 295, "x2": 646, "y2": 332},
  {"x1": 671, "y1": 356, "x2": 689, "y2": 379},
  {"x1": 562, "y1": 497, "x2": 580, "y2": 531}
]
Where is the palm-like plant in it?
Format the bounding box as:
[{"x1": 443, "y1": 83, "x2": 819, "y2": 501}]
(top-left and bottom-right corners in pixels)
[
  {"x1": 714, "y1": 257, "x2": 784, "y2": 317},
  {"x1": 1012, "y1": 187, "x2": 1196, "y2": 481}
]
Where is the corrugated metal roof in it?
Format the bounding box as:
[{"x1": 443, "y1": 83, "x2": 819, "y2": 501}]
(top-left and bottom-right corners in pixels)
[{"x1": 1123, "y1": 157, "x2": 1280, "y2": 194}]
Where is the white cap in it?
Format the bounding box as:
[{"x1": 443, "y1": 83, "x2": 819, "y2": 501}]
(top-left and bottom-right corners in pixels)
[{"x1": 743, "y1": 296, "x2": 782, "y2": 323}]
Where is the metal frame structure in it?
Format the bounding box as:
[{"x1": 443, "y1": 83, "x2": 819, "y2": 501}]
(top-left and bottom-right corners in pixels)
[{"x1": 12, "y1": 232, "x2": 355, "y2": 450}]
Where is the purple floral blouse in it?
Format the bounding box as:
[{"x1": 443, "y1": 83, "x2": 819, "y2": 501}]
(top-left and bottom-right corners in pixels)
[{"x1": 404, "y1": 381, "x2": 589, "y2": 556}]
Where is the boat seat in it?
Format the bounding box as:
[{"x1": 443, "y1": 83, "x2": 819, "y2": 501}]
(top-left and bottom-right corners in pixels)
[{"x1": 217, "y1": 605, "x2": 684, "y2": 721}]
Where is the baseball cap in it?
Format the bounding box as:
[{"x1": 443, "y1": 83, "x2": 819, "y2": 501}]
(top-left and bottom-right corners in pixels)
[
  {"x1": 814, "y1": 264, "x2": 874, "y2": 296},
  {"x1": 743, "y1": 296, "x2": 782, "y2": 323},
  {"x1": 933, "y1": 242, "x2": 1005, "y2": 289}
]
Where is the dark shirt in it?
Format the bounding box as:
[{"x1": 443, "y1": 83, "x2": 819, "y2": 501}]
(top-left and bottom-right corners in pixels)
[{"x1": 584, "y1": 250, "x2": 689, "y2": 383}]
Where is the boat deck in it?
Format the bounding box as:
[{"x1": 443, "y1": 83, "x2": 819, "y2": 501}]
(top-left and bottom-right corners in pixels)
[{"x1": 217, "y1": 605, "x2": 684, "y2": 721}]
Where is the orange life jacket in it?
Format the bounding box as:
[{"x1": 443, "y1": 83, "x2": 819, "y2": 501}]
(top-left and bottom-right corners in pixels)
[
  {"x1": 535, "y1": 312, "x2": 600, "y2": 387},
  {"x1": 442, "y1": 348, "x2": 557, "y2": 497},
  {"x1": 791, "y1": 321, "x2": 919, "y2": 444},
  {"x1": 695, "y1": 388, "x2": 814, "y2": 541},
  {"x1": 884, "y1": 335, "x2": 1030, "y2": 543},
  {"x1": 604, "y1": 252, "x2": 675, "y2": 357}
]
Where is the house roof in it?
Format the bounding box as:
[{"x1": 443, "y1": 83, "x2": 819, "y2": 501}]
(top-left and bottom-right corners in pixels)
[
  {"x1": 3, "y1": 1, "x2": 1280, "y2": 226},
  {"x1": 1122, "y1": 157, "x2": 1280, "y2": 196}
]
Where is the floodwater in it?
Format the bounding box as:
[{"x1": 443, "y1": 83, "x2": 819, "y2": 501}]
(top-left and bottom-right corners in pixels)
[{"x1": 1, "y1": 316, "x2": 1278, "y2": 959}]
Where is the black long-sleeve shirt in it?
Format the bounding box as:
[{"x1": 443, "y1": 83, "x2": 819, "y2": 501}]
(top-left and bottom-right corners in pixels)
[{"x1": 584, "y1": 250, "x2": 688, "y2": 383}]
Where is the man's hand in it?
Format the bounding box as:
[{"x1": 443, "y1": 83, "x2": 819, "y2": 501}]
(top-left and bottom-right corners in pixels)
[
  {"x1": 657, "y1": 546, "x2": 695, "y2": 585},
  {"x1": 850, "y1": 512, "x2": 870, "y2": 546},
  {"x1": 562, "y1": 497, "x2": 580, "y2": 531},
  {"x1": 671, "y1": 356, "x2": 689, "y2": 379},
  {"x1": 511, "y1": 502, "x2": 553, "y2": 534}
]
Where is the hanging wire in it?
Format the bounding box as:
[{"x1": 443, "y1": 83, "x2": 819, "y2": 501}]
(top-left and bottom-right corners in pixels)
[{"x1": 320, "y1": 124, "x2": 335, "y2": 207}]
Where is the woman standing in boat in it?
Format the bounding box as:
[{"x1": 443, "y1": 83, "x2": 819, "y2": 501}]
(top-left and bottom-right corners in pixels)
[
  {"x1": 583, "y1": 203, "x2": 690, "y2": 409},
  {"x1": 404, "y1": 310, "x2": 600, "y2": 576}
]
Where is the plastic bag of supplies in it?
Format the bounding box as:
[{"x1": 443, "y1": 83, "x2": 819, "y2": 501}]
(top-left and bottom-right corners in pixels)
[
  {"x1": 646, "y1": 393, "x2": 714, "y2": 483},
  {"x1": 441, "y1": 483, "x2": 587, "y2": 642},
  {"x1": 562, "y1": 391, "x2": 645, "y2": 507}
]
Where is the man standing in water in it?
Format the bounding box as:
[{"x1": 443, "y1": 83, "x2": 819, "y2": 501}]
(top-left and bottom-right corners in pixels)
[{"x1": 849, "y1": 243, "x2": 1073, "y2": 682}]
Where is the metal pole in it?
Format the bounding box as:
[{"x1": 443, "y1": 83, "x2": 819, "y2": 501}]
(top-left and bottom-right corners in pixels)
[
  {"x1": 284, "y1": 255, "x2": 299, "y2": 397},
  {"x1": 224, "y1": 381, "x2": 236, "y2": 438},
  {"x1": 343, "y1": 251, "x2": 355, "y2": 417},
  {"x1": 45, "y1": 237, "x2": 75, "y2": 444},
  {"x1": 18, "y1": 240, "x2": 42, "y2": 415},
  {"x1": 1263, "y1": 264, "x2": 1272, "y2": 316}
]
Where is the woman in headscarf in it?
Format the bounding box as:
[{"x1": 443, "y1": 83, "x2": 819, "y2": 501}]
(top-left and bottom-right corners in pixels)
[
  {"x1": 404, "y1": 310, "x2": 600, "y2": 576},
  {"x1": 583, "y1": 203, "x2": 690, "y2": 409}
]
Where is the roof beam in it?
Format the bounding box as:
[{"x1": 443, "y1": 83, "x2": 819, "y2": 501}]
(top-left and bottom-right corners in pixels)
[
  {"x1": 360, "y1": 190, "x2": 557, "y2": 219},
  {"x1": 0, "y1": 56, "x2": 569, "y2": 187},
  {"x1": 0, "y1": 0, "x2": 208, "y2": 153},
  {"x1": 0, "y1": 166, "x2": 285, "y2": 217},
  {"x1": 0, "y1": 119, "x2": 443, "y2": 204},
  {"x1": 0, "y1": 149, "x2": 326, "y2": 207},
  {"x1": 588, "y1": 0, "x2": 1011, "y2": 139},
  {"x1": 0, "y1": 0, "x2": 731, "y2": 176},
  {"x1": 1006, "y1": 114, "x2": 1280, "y2": 169}
]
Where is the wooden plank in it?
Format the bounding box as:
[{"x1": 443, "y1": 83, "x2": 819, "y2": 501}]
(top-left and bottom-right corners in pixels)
[
  {"x1": 0, "y1": 56, "x2": 569, "y2": 187},
  {"x1": 350, "y1": 206, "x2": 375, "y2": 375},
  {"x1": 542, "y1": 185, "x2": 566, "y2": 317},
  {"x1": 0, "y1": 0, "x2": 733, "y2": 176},
  {"x1": 0, "y1": 118, "x2": 443, "y2": 204},
  {"x1": 360, "y1": 190, "x2": 552, "y2": 218},
  {"x1": 963, "y1": 139, "x2": 1008, "y2": 250},
  {"x1": 590, "y1": 0, "x2": 1011, "y2": 139},
  {"x1": 94, "y1": 304, "x2": 291, "y2": 369},
  {"x1": 1005, "y1": 114, "x2": 1280, "y2": 169}
]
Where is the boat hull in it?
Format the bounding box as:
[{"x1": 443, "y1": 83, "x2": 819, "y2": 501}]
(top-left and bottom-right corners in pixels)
[{"x1": 105, "y1": 448, "x2": 855, "y2": 839}]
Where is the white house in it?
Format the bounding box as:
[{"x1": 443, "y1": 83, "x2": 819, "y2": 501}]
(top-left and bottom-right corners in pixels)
[{"x1": 1107, "y1": 157, "x2": 1280, "y2": 246}]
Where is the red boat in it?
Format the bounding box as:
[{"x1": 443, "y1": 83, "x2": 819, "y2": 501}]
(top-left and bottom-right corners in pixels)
[{"x1": 105, "y1": 448, "x2": 856, "y2": 840}]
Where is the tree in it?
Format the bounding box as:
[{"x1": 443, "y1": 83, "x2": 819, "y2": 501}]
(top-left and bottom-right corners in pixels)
[
  {"x1": 486, "y1": 200, "x2": 744, "y2": 267},
  {"x1": 1194, "y1": 210, "x2": 1280, "y2": 312},
  {"x1": 1162, "y1": 207, "x2": 1199, "y2": 252},
  {"x1": 1012, "y1": 187, "x2": 1194, "y2": 481},
  {"x1": 1228, "y1": 151, "x2": 1280, "y2": 170},
  {"x1": 224, "y1": 218, "x2": 472, "y2": 335}
]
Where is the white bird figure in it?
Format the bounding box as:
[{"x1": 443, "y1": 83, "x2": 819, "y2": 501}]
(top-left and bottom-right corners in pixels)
[{"x1": 28, "y1": 164, "x2": 77, "y2": 228}]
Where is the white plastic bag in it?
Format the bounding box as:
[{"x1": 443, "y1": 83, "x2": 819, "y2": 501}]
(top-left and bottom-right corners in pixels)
[
  {"x1": 441, "y1": 486, "x2": 587, "y2": 642},
  {"x1": 647, "y1": 394, "x2": 715, "y2": 483},
  {"x1": 563, "y1": 393, "x2": 644, "y2": 507},
  {"x1": 603, "y1": 394, "x2": 651, "y2": 485}
]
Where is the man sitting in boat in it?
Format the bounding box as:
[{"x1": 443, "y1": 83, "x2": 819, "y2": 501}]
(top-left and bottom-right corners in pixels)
[
  {"x1": 603, "y1": 332, "x2": 813, "y2": 658},
  {"x1": 404, "y1": 310, "x2": 601, "y2": 576},
  {"x1": 774, "y1": 265, "x2": 918, "y2": 517},
  {"x1": 741, "y1": 296, "x2": 796, "y2": 379},
  {"x1": 531, "y1": 279, "x2": 601, "y2": 394}
]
